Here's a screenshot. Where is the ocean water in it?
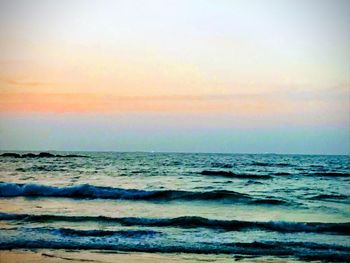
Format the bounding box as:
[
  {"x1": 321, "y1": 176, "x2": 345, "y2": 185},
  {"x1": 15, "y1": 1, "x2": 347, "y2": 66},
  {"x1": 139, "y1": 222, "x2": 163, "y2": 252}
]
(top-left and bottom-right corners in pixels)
[{"x1": 0, "y1": 152, "x2": 349, "y2": 261}]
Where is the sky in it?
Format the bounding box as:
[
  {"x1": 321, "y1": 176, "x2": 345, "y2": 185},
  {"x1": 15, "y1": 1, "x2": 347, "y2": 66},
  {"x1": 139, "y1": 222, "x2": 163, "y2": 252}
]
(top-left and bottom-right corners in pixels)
[{"x1": 0, "y1": 0, "x2": 349, "y2": 154}]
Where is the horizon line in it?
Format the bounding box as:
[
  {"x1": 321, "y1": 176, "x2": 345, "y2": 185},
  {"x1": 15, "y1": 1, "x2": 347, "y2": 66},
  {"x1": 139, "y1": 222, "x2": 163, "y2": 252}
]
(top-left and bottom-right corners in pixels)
[{"x1": 1, "y1": 149, "x2": 348, "y2": 156}]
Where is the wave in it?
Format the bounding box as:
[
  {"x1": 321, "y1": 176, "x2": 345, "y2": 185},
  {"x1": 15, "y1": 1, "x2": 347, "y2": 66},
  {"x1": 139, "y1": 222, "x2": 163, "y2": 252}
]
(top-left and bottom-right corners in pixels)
[
  {"x1": 1, "y1": 212, "x2": 349, "y2": 235},
  {"x1": 56, "y1": 228, "x2": 160, "y2": 238},
  {"x1": 306, "y1": 172, "x2": 350, "y2": 177},
  {"x1": 0, "y1": 228, "x2": 348, "y2": 262},
  {"x1": 0, "y1": 182, "x2": 250, "y2": 201},
  {"x1": 0, "y1": 183, "x2": 286, "y2": 204},
  {"x1": 274, "y1": 163, "x2": 292, "y2": 167},
  {"x1": 251, "y1": 162, "x2": 293, "y2": 167},
  {"x1": 309, "y1": 194, "x2": 349, "y2": 201},
  {"x1": 251, "y1": 162, "x2": 269, "y2": 166},
  {"x1": 273, "y1": 172, "x2": 291, "y2": 176},
  {"x1": 211, "y1": 162, "x2": 233, "y2": 168},
  {"x1": 251, "y1": 199, "x2": 287, "y2": 205},
  {"x1": 199, "y1": 170, "x2": 271, "y2": 179},
  {"x1": 16, "y1": 166, "x2": 67, "y2": 173}
]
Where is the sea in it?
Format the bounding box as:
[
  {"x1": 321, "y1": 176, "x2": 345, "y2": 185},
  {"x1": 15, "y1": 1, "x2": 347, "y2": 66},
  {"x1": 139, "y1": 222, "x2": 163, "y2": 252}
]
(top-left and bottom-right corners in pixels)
[{"x1": 0, "y1": 152, "x2": 349, "y2": 262}]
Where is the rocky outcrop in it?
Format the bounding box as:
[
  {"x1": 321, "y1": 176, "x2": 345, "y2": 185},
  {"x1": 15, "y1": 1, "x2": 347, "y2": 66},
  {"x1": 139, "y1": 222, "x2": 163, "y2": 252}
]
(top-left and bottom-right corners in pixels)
[{"x1": 1, "y1": 152, "x2": 87, "y2": 158}]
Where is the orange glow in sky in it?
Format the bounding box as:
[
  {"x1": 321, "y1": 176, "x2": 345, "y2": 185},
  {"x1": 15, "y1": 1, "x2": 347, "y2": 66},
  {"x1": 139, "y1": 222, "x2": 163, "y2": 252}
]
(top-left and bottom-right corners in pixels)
[{"x1": 0, "y1": 0, "x2": 349, "y2": 153}]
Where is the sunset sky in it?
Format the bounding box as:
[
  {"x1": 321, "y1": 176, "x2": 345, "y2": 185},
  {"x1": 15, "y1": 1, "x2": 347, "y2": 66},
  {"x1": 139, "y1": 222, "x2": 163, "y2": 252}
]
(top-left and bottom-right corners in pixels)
[{"x1": 0, "y1": 0, "x2": 349, "y2": 154}]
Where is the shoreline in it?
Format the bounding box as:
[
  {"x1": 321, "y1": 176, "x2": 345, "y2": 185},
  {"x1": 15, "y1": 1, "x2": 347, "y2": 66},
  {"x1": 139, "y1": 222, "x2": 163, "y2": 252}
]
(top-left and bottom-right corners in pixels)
[{"x1": 0, "y1": 249, "x2": 305, "y2": 263}]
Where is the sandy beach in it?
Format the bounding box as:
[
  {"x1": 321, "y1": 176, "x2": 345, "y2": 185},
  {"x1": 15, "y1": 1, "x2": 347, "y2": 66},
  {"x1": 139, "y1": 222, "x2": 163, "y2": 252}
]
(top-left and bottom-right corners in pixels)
[{"x1": 0, "y1": 249, "x2": 309, "y2": 263}]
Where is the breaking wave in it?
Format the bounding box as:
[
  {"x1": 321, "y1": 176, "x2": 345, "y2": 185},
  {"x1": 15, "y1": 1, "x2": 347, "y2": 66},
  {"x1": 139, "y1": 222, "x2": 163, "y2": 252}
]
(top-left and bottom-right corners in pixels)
[
  {"x1": 56, "y1": 228, "x2": 160, "y2": 237},
  {"x1": 0, "y1": 183, "x2": 286, "y2": 204},
  {"x1": 0, "y1": 229, "x2": 349, "y2": 262},
  {"x1": 199, "y1": 170, "x2": 271, "y2": 179},
  {"x1": 1, "y1": 212, "x2": 348, "y2": 235}
]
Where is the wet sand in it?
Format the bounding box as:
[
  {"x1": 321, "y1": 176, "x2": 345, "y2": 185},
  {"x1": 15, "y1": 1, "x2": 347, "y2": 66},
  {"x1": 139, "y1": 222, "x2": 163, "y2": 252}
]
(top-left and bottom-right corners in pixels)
[{"x1": 0, "y1": 249, "x2": 306, "y2": 263}]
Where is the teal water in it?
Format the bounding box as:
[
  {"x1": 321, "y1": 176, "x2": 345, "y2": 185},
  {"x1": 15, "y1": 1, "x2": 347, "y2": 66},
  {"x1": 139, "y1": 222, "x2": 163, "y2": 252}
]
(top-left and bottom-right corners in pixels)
[{"x1": 0, "y1": 152, "x2": 349, "y2": 261}]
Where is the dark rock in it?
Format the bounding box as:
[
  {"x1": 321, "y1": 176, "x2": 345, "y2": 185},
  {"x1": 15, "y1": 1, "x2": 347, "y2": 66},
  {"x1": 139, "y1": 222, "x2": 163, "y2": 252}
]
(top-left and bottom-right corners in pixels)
[{"x1": 2, "y1": 152, "x2": 86, "y2": 158}]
